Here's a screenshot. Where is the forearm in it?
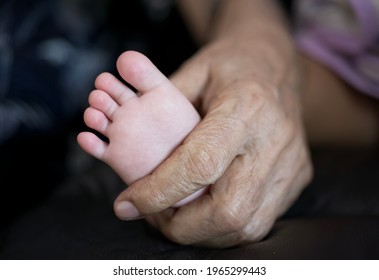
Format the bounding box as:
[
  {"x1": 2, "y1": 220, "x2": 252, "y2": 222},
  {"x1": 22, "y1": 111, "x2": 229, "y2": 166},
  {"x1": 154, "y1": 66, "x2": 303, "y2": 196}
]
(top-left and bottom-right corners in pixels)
[
  {"x1": 175, "y1": 0, "x2": 218, "y2": 43},
  {"x1": 176, "y1": 1, "x2": 291, "y2": 44},
  {"x1": 212, "y1": 0, "x2": 289, "y2": 40},
  {"x1": 210, "y1": 0, "x2": 296, "y2": 85},
  {"x1": 175, "y1": 0, "x2": 302, "y2": 116},
  {"x1": 178, "y1": 0, "x2": 296, "y2": 82}
]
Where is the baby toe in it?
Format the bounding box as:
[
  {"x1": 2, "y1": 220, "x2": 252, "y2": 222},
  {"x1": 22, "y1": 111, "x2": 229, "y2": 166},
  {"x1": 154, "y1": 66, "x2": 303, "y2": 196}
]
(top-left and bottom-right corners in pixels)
[
  {"x1": 77, "y1": 131, "x2": 108, "y2": 161},
  {"x1": 88, "y1": 89, "x2": 119, "y2": 120},
  {"x1": 83, "y1": 107, "x2": 110, "y2": 135},
  {"x1": 95, "y1": 72, "x2": 136, "y2": 105}
]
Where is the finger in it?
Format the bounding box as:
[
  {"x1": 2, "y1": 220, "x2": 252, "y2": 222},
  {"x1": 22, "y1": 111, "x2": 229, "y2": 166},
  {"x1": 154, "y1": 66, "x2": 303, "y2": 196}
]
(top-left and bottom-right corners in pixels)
[
  {"x1": 169, "y1": 54, "x2": 209, "y2": 104},
  {"x1": 113, "y1": 110, "x2": 249, "y2": 219},
  {"x1": 197, "y1": 122, "x2": 313, "y2": 247},
  {"x1": 149, "y1": 154, "x2": 262, "y2": 246}
]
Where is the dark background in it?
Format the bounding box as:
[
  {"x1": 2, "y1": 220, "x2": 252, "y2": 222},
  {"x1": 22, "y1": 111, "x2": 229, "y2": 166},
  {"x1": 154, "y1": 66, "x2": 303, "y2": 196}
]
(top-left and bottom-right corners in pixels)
[{"x1": 1, "y1": 0, "x2": 379, "y2": 260}]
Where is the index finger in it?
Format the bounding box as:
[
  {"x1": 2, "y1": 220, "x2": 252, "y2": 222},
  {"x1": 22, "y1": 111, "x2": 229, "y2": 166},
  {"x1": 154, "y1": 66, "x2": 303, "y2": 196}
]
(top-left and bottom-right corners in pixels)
[
  {"x1": 146, "y1": 154, "x2": 261, "y2": 247},
  {"x1": 113, "y1": 110, "x2": 248, "y2": 219}
]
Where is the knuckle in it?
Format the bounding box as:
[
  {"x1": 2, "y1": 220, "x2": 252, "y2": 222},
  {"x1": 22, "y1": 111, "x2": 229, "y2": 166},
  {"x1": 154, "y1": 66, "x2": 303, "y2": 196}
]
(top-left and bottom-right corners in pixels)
[
  {"x1": 166, "y1": 232, "x2": 186, "y2": 246},
  {"x1": 215, "y1": 202, "x2": 250, "y2": 233},
  {"x1": 163, "y1": 226, "x2": 192, "y2": 246},
  {"x1": 238, "y1": 80, "x2": 271, "y2": 108},
  {"x1": 243, "y1": 219, "x2": 275, "y2": 244},
  {"x1": 184, "y1": 143, "x2": 224, "y2": 185},
  {"x1": 129, "y1": 181, "x2": 168, "y2": 215},
  {"x1": 241, "y1": 228, "x2": 268, "y2": 244},
  {"x1": 244, "y1": 83, "x2": 268, "y2": 110},
  {"x1": 182, "y1": 119, "x2": 248, "y2": 186}
]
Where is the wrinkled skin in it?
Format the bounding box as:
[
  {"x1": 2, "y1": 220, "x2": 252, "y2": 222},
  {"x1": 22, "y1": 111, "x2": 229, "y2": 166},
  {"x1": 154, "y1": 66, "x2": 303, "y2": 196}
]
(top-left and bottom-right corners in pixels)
[{"x1": 114, "y1": 34, "x2": 313, "y2": 247}]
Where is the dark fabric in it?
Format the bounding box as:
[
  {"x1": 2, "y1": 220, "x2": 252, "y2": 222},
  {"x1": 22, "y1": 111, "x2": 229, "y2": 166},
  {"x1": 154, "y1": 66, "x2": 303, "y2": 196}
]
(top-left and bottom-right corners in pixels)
[{"x1": 1, "y1": 148, "x2": 379, "y2": 260}]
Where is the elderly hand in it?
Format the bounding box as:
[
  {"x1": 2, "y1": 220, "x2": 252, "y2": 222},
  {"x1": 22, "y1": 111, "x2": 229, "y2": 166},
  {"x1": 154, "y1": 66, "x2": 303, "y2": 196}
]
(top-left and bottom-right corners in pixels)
[{"x1": 113, "y1": 32, "x2": 313, "y2": 247}]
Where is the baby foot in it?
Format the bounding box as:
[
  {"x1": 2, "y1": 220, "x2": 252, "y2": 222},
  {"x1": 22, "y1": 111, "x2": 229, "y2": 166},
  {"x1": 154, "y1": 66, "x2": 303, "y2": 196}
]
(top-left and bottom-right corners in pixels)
[{"x1": 77, "y1": 50, "x2": 203, "y2": 206}]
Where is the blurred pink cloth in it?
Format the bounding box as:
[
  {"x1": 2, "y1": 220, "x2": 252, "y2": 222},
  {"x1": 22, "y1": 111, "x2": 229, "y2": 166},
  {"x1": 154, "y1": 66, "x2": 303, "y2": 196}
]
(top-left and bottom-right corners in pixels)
[{"x1": 295, "y1": 0, "x2": 379, "y2": 99}]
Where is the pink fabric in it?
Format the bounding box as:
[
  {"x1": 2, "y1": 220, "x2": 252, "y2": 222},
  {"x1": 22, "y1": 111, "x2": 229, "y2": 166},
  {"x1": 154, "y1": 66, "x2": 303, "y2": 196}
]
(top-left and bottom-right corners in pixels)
[{"x1": 295, "y1": 0, "x2": 379, "y2": 99}]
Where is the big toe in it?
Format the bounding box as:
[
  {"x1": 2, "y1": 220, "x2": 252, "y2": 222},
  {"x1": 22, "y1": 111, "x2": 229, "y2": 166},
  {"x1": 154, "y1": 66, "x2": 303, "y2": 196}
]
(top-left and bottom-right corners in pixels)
[{"x1": 116, "y1": 50, "x2": 172, "y2": 94}]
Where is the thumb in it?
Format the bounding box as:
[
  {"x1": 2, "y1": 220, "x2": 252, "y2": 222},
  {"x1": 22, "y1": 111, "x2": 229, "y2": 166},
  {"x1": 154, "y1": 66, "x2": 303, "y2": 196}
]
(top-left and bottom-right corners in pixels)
[{"x1": 169, "y1": 54, "x2": 209, "y2": 105}]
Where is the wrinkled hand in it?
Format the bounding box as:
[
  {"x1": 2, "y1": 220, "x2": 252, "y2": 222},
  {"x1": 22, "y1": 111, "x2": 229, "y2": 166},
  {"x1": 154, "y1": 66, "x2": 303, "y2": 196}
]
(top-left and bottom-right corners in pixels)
[{"x1": 114, "y1": 38, "x2": 313, "y2": 248}]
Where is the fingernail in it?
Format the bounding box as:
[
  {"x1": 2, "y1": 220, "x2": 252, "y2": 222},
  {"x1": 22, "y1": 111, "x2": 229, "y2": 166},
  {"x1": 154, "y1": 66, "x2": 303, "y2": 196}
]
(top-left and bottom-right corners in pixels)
[{"x1": 116, "y1": 201, "x2": 141, "y2": 220}]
